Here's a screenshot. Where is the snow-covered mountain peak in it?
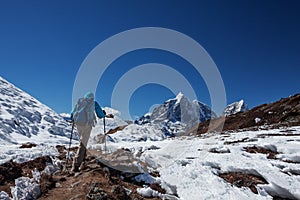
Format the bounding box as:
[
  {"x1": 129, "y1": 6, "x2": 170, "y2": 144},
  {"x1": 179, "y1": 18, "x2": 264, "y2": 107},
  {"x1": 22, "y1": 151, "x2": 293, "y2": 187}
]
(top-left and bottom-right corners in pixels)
[
  {"x1": 0, "y1": 76, "x2": 72, "y2": 145},
  {"x1": 223, "y1": 99, "x2": 248, "y2": 116},
  {"x1": 136, "y1": 93, "x2": 217, "y2": 133},
  {"x1": 165, "y1": 92, "x2": 185, "y2": 104},
  {"x1": 236, "y1": 99, "x2": 245, "y2": 107},
  {"x1": 175, "y1": 92, "x2": 184, "y2": 102}
]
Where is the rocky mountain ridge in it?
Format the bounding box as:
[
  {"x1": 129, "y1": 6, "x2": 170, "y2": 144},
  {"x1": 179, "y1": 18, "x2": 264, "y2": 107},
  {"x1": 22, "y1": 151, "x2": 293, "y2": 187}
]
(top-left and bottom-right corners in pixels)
[{"x1": 188, "y1": 93, "x2": 300, "y2": 135}]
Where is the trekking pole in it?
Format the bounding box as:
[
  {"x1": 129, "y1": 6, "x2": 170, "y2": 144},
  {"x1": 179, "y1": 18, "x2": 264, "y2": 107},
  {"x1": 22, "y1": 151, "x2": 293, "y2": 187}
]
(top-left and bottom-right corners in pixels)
[
  {"x1": 104, "y1": 116, "x2": 106, "y2": 153},
  {"x1": 66, "y1": 122, "x2": 74, "y2": 167}
]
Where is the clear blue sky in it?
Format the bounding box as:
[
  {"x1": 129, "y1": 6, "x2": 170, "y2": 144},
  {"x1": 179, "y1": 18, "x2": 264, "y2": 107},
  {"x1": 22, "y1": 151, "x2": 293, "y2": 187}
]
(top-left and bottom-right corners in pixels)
[{"x1": 1, "y1": 0, "x2": 299, "y2": 119}]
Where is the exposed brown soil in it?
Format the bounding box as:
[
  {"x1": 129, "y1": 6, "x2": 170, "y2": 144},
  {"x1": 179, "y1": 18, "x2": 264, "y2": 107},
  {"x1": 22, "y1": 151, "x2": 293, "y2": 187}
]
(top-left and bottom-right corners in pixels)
[
  {"x1": 96, "y1": 125, "x2": 128, "y2": 144},
  {"x1": 281, "y1": 159, "x2": 300, "y2": 164},
  {"x1": 244, "y1": 146, "x2": 279, "y2": 159},
  {"x1": 0, "y1": 161, "x2": 23, "y2": 195},
  {"x1": 257, "y1": 133, "x2": 300, "y2": 138},
  {"x1": 244, "y1": 146, "x2": 300, "y2": 164},
  {"x1": 21, "y1": 156, "x2": 52, "y2": 177},
  {"x1": 20, "y1": 142, "x2": 37, "y2": 148},
  {"x1": 55, "y1": 145, "x2": 78, "y2": 160},
  {"x1": 224, "y1": 137, "x2": 250, "y2": 145},
  {"x1": 219, "y1": 172, "x2": 268, "y2": 194},
  {"x1": 150, "y1": 183, "x2": 166, "y2": 194},
  {"x1": 106, "y1": 125, "x2": 128, "y2": 135},
  {"x1": 149, "y1": 171, "x2": 160, "y2": 178},
  {"x1": 188, "y1": 93, "x2": 300, "y2": 135}
]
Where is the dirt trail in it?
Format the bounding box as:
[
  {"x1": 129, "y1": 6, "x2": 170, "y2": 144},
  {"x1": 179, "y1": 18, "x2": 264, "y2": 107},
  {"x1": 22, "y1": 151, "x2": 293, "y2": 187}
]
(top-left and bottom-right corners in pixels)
[{"x1": 0, "y1": 145, "x2": 162, "y2": 200}]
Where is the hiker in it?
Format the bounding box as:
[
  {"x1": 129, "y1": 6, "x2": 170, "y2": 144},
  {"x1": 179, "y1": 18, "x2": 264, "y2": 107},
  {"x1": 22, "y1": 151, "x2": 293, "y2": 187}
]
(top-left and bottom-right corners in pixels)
[{"x1": 70, "y1": 92, "x2": 113, "y2": 172}]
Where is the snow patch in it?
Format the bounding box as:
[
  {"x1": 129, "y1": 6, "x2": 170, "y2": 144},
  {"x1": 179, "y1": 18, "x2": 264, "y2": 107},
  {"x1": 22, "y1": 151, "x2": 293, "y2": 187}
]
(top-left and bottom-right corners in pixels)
[
  {"x1": 0, "y1": 191, "x2": 10, "y2": 200},
  {"x1": 11, "y1": 176, "x2": 41, "y2": 199},
  {"x1": 255, "y1": 117, "x2": 262, "y2": 123},
  {"x1": 137, "y1": 186, "x2": 161, "y2": 198}
]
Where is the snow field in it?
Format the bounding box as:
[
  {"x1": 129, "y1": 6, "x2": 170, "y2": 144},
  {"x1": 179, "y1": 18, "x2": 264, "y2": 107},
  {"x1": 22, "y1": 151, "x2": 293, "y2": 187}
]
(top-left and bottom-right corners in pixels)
[{"x1": 98, "y1": 126, "x2": 300, "y2": 200}]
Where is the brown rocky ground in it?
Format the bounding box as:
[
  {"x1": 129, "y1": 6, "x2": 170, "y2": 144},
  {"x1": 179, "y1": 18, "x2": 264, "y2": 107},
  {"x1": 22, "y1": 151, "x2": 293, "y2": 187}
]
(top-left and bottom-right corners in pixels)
[
  {"x1": 40, "y1": 147, "x2": 163, "y2": 200},
  {"x1": 0, "y1": 144, "x2": 163, "y2": 200},
  {"x1": 0, "y1": 155, "x2": 51, "y2": 197},
  {"x1": 188, "y1": 93, "x2": 300, "y2": 135},
  {"x1": 219, "y1": 172, "x2": 267, "y2": 194},
  {"x1": 39, "y1": 161, "x2": 160, "y2": 200}
]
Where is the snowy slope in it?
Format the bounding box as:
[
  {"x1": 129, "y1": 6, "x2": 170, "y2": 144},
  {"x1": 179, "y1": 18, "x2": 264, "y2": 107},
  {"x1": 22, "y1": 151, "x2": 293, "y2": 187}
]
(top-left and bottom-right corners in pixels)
[
  {"x1": 0, "y1": 76, "x2": 127, "y2": 164},
  {"x1": 223, "y1": 99, "x2": 248, "y2": 116},
  {"x1": 0, "y1": 76, "x2": 73, "y2": 145},
  {"x1": 97, "y1": 126, "x2": 300, "y2": 200}
]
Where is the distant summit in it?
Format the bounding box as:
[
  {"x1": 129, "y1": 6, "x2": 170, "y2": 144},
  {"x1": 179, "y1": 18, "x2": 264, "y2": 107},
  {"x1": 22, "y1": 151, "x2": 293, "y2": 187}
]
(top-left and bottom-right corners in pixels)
[
  {"x1": 223, "y1": 99, "x2": 248, "y2": 116},
  {"x1": 136, "y1": 92, "x2": 216, "y2": 127}
]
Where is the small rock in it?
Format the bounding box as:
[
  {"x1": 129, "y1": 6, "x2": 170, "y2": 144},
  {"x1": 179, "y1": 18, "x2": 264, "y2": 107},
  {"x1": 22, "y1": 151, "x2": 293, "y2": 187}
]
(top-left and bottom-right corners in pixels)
[
  {"x1": 86, "y1": 182, "x2": 107, "y2": 200},
  {"x1": 19, "y1": 142, "x2": 37, "y2": 148},
  {"x1": 111, "y1": 185, "x2": 128, "y2": 199},
  {"x1": 0, "y1": 191, "x2": 10, "y2": 200},
  {"x1": 70, "y1": 194, "x2": 83, "y2": 200},
  {"x1": 55, "y1": 182, "x2": 62, "y2": 188},
  {"x1": 71, "y1": 181, "x2": 81, "y2": 188},
  {"x1": 74, "y1": 172, "x2": 82, "y2": 177},
  {"x1": 209, "y1": 147, "x2": 230, "y2": 153}
]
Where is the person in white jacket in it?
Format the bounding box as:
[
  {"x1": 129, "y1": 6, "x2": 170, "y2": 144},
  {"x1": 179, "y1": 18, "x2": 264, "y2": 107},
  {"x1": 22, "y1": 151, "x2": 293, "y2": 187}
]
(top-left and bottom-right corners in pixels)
[{"x1": 70, "y1": 92, "x2": 113, "y2": 172}]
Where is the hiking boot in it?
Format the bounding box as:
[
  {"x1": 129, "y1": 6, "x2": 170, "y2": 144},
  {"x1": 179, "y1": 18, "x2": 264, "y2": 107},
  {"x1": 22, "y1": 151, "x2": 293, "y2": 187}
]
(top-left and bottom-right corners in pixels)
[
  {"x1": 79, "y1": 162, "x2": 87, "y2": 171},
  {"x1": 71, "y1": 165, "x2": 79, "y2": 172}
]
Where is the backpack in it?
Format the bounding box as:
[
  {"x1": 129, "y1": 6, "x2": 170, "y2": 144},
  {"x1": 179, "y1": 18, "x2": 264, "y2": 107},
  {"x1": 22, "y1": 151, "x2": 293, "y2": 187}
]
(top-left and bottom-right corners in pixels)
[{"x1": 72, "y1": 97, "x2": 96, "y2": 126}]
